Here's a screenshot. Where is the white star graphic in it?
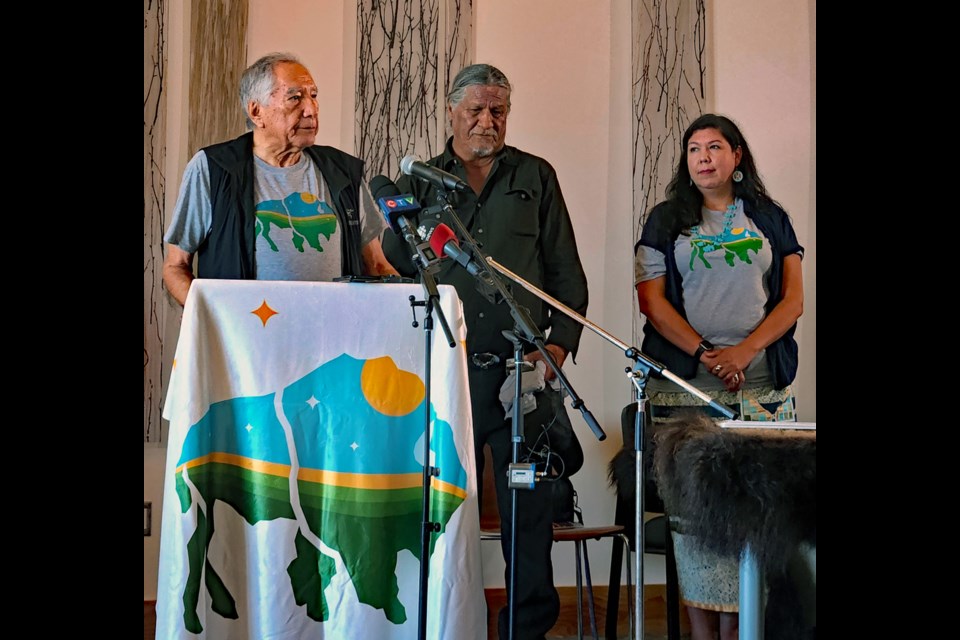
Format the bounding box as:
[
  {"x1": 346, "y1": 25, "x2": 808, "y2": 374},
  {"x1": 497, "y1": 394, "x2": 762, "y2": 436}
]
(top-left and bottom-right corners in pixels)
[
  {"x1": 350, "y1": 442, "x2": 359, "y2": 451},
  {"x1": 306, "y1": 395, "x2": 319, "y2": 409},
  {"x1": 245, "y1": 424, "x2": 253, "y2": 432}
]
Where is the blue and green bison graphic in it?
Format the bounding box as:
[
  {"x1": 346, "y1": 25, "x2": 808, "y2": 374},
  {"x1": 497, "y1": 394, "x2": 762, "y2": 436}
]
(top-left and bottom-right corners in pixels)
[
  {"x1": 689, "y1": 226, "x2": 762, "y2": 269},
  {"x1": 173, "y1": 354, "x2": 467, "y2": 633},
  {"x1": 255, "y1": 192, "x2": 338, "y2": 252}
]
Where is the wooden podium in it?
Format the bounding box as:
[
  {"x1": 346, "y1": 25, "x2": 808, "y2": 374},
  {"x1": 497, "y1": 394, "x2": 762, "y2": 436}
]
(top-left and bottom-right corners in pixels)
[{"x1": 155, "y1": 279, "x2": 485, "y2": 640}]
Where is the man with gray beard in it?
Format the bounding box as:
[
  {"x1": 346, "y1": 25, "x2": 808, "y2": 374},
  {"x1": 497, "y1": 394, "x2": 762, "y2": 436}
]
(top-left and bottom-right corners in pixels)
[{"x1": 384, "y1": 63, "x2": 589, "y2": 640}]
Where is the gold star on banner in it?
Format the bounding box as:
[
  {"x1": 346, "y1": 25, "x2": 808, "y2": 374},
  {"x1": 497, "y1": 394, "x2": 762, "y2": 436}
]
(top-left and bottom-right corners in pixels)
[{"x1": 252, "y1": 300, "x2": 278, "y2": 327}]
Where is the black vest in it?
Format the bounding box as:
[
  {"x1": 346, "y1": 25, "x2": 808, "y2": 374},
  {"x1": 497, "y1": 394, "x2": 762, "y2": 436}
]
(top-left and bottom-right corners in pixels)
[{"x1": 198, "y1": 132, "x2": 365, "y2": 279}]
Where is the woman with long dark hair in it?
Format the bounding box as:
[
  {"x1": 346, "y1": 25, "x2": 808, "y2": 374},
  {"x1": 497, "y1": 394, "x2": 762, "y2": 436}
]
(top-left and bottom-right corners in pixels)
[{"x1": 635, "y1": 113, "x2": 805, "y2": 640}]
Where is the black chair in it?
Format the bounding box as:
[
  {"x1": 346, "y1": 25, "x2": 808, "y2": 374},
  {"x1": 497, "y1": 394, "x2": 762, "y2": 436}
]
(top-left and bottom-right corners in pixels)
[
  {"x1": 479, "y1": 445, "x2": 632, "y2": 640},
  {"x1": 605, "y1": 402, "x2": 681, "y2": 640},
  {"x1": 481, "y1": 486, "x2": 631, "y2": 640}
]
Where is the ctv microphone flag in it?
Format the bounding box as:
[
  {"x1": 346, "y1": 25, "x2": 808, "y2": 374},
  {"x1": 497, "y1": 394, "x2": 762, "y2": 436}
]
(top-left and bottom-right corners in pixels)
[
  {"x1": 369, "y1": 175, "x2": 440, "y2": 271},
  {"x1": 370, "y1": 174, "x2": 423, "y2": 235},
  {"x1": 377, "y1": 194, "x2": 421, "y2": 231}
]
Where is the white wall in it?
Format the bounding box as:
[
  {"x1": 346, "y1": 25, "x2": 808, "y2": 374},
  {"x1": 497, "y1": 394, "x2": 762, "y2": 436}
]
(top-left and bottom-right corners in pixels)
[
  {"x1": 144, "y1": 0, "x2": 191, "y2": 601},
  {"x1": 145, "y1": 0, "x2": 815, "y2": 599},
  {"x1": 713, "y1": 0, "x2": 816, "y2": 421},
  {"x1": 247, "y1": 0, "x2": 351, "y2": 150}
]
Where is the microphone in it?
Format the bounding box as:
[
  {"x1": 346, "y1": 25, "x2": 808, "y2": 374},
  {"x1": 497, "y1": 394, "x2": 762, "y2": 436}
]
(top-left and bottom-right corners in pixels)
[
  {"x1": 400, "y1": 155, "x2": 470, "y2": 194},
  {"x1": 370, "y1": 175, "x2": 440, "y2": 272},
  {"x1": 428, "y1": 223, "x2": 487, "y2": 277}
]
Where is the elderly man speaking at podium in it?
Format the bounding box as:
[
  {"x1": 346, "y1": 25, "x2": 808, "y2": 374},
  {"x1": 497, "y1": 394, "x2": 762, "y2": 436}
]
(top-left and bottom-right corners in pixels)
[{"x1": 162, "y1": 52, "x2": 396, "y2": 305}]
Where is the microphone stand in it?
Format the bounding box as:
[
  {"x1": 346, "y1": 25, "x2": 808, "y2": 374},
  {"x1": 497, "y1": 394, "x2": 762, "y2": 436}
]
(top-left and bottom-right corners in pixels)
[
  {"x1": 400, "y1": 231, "x2": 456, "y2": 640},
  {"x1": 430, "y1": 191, "x2": 605, "y2": 640},
  {"x1": 485, "y1": 257, "x2": 736, "y2": 640}
]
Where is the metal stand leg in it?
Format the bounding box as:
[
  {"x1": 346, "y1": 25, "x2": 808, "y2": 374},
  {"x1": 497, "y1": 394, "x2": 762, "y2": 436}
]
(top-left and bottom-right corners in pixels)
[
  {"x1": 627, "y1": 369, "x2": 650, "y2": 640},
  {"x1": 575, "y1": 540, "x2": 584, "y2": 640},
  {"x1": 619, "y1": 533, "x2": 633, "y2": 639},
  {"x1": 583, "y1": 542, "x2": 599, "y2": 640},
  {"x1": 739, "y1": 543, "x2": 764, "y2": 640}
]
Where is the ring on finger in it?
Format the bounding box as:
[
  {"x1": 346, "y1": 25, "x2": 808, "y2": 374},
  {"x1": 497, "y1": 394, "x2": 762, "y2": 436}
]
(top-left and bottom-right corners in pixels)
[{"x1": 713, "y1": 365, "x2": 722, "y2": 373}]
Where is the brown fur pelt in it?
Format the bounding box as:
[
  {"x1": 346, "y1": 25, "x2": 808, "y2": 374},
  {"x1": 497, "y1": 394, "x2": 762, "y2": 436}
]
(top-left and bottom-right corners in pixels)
[
  {"x1": 607, "y1": 443, "x2": 648, "y2": 505},
  {"x1": 652, "y1": 411, "x2": 816, "y2": 577},
  {"x1": 608, "y1": 410, "x2": 817, "y2": 638},
  {"x1": 606, "y1": 403, "x2": 669, "y2": 514}
]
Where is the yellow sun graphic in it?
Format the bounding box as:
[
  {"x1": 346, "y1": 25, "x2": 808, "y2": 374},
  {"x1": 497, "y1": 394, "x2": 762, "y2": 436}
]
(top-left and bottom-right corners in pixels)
[{"x1": 360, "y1": 357, "x2": 425, "y2": 416}]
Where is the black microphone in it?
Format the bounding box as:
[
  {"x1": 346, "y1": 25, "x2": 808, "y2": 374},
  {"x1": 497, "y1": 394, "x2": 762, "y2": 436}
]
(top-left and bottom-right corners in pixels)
[
  {"x1": 428, "y1": 223, "x2": 487, "y2": 277},
  {"x1": 370, "y1": 175, "x2": 440, "y2": 272},
  {"x1": 400, "y1": 155, "x2": 471, "y2": 194}
]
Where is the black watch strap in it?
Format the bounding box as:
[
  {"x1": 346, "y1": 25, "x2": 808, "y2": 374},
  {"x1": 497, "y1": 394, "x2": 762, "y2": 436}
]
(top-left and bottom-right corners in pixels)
[{"x1": 694, "y1": 339, "x2": 715, "y2": 360}]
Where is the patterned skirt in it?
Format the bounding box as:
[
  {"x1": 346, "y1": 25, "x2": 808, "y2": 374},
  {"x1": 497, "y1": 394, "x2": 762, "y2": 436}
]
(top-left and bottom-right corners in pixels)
[{"x1": 649, "y1": 385, "x2": 796, "y2": 422}]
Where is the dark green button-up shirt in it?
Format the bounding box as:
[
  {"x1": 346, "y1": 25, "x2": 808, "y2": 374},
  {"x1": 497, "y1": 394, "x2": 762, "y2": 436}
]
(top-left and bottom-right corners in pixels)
[{"x1": 384, "y1": 140, "x2": 589, "y2": 360}]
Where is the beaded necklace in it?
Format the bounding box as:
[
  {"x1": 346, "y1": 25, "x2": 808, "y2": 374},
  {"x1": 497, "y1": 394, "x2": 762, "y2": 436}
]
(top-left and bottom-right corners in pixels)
[{"x1": 691, "y1": 202, "x2": 738, "y2": 238}]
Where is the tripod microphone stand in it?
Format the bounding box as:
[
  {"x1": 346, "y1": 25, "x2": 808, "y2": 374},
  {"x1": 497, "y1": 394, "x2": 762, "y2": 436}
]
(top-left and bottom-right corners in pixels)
[
  {"x1": 429, "y1": 191, "x2": 605, "y2": 640},
  {"x1": 486, "y1": 257, "x2": 736, "y2": 640},
  {"x1": 402, "y1": 235, "x2": 456, "y2": 640}
]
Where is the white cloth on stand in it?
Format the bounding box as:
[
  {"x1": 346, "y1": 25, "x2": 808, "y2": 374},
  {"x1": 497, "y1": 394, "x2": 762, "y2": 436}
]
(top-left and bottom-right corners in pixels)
[{"x1": 498, "y1": 360, "x2": 548, "y2": 416}]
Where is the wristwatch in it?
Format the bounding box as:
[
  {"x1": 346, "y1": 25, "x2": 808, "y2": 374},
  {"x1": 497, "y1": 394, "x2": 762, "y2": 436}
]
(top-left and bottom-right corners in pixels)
[{"x1": 693, "y1": 339, "x2": 715, "y2": 360}]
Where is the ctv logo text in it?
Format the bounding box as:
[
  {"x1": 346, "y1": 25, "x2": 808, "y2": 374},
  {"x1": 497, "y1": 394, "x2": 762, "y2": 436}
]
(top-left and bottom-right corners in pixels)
[{"x1": 379, "y1": 196, "x2": 420, "y2": 212}]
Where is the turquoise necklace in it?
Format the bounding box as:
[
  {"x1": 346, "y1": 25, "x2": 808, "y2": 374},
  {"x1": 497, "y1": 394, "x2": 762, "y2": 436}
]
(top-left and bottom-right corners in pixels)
[{"x1": 691, "y1": 202, "x2": 737, "y2": 238}]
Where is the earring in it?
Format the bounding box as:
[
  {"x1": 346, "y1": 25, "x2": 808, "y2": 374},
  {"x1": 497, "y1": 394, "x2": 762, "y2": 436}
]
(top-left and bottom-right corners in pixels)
[
  {"x1": 732, "y1": 169, "x2": 744, "y2": 183},
  {"x1": 689, "y1": 178, "x2": 693, "y2": 186}
]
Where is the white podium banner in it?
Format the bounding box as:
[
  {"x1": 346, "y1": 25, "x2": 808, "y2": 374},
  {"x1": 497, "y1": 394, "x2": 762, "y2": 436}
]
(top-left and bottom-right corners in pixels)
[{"x1": 156, "y1": 280, "x2": 484, "y2": 640}]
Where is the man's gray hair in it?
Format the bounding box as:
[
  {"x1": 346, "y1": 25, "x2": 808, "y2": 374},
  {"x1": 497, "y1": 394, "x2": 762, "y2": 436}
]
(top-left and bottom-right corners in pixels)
[
  {"x1": 239, "y1": 52, "x2": 303, "y2": 129},
  {"x1": 447, "y1": 63, "x2": 512, "y2": 108}
]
